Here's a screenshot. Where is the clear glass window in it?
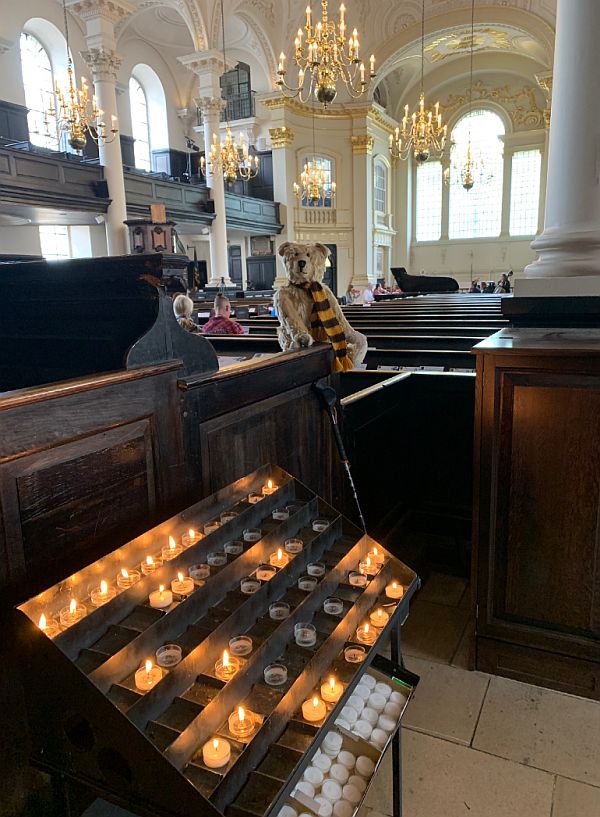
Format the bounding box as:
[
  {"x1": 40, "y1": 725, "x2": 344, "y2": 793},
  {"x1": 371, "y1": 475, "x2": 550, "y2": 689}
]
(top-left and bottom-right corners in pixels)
[
  {"x1": 374, "y1": 160, "x2": 388, "y2": 213},
  {"x1": 19, "y1": 32, "x2": 58, "y2": 150},
  {"x1": 39, "y1": 225, "x2": 70, "y2": 260},
  {"x1": 301, "y1": 156, "x2": 335, "y2": 208},
  {"x1": 510, "y1": 149, "x2": 542, "y2": 236},
  {"x1": 415, "y1": 161, "x2": 443, "y2": 241},
  {"x1": 129, "y1": 76, "x2": 151, "y2": 171}
]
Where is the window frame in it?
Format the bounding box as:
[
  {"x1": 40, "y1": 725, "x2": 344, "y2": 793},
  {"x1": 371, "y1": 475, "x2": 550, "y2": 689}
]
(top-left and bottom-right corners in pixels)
[
  {"x1": 374, "y1": 158, "x2": 389, "y2": 216},
  {"x1": 299, "y1": 153, "x2": 336, "y2": 209},
  {"x1": 509, "y1": 148, "x2": 542, "y2": 237},
  {"x1": 129, "y1": 74, "x2": 152, "y2": 172},
  {"x1": 414, "y1": 159, "x2": 443, "y2": 243},
  {"x1": 19, "y1": 31, "x2": 59, "y2": 150},
  {"x1": 39, "y1": 225, "x2": 71, "y2": 260}
]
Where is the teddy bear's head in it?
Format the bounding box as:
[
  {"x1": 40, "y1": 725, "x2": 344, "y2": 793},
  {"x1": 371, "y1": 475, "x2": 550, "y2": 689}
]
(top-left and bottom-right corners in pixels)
[{"x1": 278, "y1": 241, "x2": 331, "y2": 286}]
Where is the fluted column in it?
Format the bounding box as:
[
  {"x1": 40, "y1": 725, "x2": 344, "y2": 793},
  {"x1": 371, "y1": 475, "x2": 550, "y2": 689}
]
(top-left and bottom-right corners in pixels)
[
  {"x1": 522, "y1": 0, "x2": 600, "y2": 294},
  {"x1": 179, "y1": 51, "x2": 232, "y2": 287},
  {"x1": 70, "y1": 0, "x2": 133, "y2": 256}
]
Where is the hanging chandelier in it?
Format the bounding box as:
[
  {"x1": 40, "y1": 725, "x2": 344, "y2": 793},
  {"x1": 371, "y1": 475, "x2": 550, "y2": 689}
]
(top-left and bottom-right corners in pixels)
[
  {"x1": 389, "y1": 0, "x2": 446, "y2": 164},
  {"x1": 47, "y1": 0, "x2": 117, "y2": 150},
  {"x1": 443, "y1": 0, "x2": 492, "y2": 191},
  {"x1": 276, "y1": 1, "x2": 376, "y2": 108},
  {"x1": 293, "y1": 108, "x2": 336, "y2": 205},
  {"x1": 201, "y1": 0, "x2": 259, "y2": 183}
]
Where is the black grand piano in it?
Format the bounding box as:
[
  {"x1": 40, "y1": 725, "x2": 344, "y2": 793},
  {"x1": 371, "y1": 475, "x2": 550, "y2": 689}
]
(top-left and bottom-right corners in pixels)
[{"x1": 390, "y1": 266, "x2": 459, "y2": 294}]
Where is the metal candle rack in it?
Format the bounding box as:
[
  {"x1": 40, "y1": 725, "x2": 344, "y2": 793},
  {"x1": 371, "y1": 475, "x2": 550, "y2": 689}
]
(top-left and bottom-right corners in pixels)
[{"x1": 15, "y1": 465, "x2": 420, "y2": 817}]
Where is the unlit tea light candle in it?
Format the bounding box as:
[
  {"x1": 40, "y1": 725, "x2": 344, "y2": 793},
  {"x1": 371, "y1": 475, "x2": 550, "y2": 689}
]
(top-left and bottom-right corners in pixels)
[
  {"x1": 295, "y1": 622, "x2": 317, "y2": 647},
  {"x1": 189, "y1": 563, "x2": 210, "y2": 583},
  {"x1": 156, "y1": 643, "x2": 182, "y2": 668},
  {"x1": 264, "y1": 662, "x2": 288, "y2": 686},
  {"x1": 344, "y1": 645, "x2": 366, "y2": 663},
  {"x1": 302, "y1": 695, "x2": 326, "y2": 722},
  {"x1": 323, "y1": 597, "x2": 344, "y2": 616},
  {"x1": 59, "y1": 598, "x2": 86, "y2": 627},
  {"x1": 307, "y1": 562, "x2": 326, "y2": 577},
  {"x1": 221, "y1": 510, "x2": 238, "y2": 524},
  {"x1": 272, "y1": 507, "x2": 290, "y2": 521},
  {"x1": 244, "y1": 528, "x2": 262, "y2": 542},
  {"x1": 135, "y1": 659, "x2": 162, "y2": 691},
  {"x1": 248, "y1": 492, "x2": 263, "y2": 504},
  {"x1": 149, "y1": 585, "x2": 173, "y2": 609},
  {"x1": 224, "y1": 540, "x2": 243, "y2": 556},
  {"x1": 298, "y1": 575, "x2": 318, "y2": 592},
  {"x1": 284, "y1": 538, "x2": 303, "y2": 554},
  {"x1": 117, "y1": 567, "x2": 141, "y2": 589},
  {"x1": 312, "y1": 518, "x2": 330, "y2": 532},
  {"x1": 240, "y1": 576, "x2": 261, "y2": 594},
  {"x1": 348, "y1": 571, "x2": 367, "y2": 587},
  {"x1": 256, "y1": 564, "x2": 277, "y2": 581},
  {"x1": 269, "y1": 601, "x2": 290, "y2": 620},
  {"x1": 321, "y1": 676, "x2": 343, "y2": 703},
  {"x1": 229, "y1": 635, "x2": 253, "y2": 656},
  {"x1": 38, "y1": 613, "x2": 60, "y2": 638},
  {"x1": 207, "y1": 551, "x2": 227, "y2": 567},
  {"x1": 91, "y1": 580, "x2": 116, "y2": 607},
  {"x1": 385, "y1": 580, "x2": 404, "y2": 599},
  {"x1": 162, "y1": 535, "x2": 182, "y2": 561},
  {"x1": 203, "y1": 737, "x2": 230, "y2": 769},
  {"x1": 204, "y1": 521, "x2": 220, "y2": 535},
  {"x1": 171, "y1": 572, "x2": 194, "y2": 596}
]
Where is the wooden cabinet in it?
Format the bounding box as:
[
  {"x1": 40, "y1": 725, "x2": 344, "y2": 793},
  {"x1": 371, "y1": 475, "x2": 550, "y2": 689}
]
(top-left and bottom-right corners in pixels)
[{"x1": 472, "y1": 328, "x2": 600, "y2": 699}]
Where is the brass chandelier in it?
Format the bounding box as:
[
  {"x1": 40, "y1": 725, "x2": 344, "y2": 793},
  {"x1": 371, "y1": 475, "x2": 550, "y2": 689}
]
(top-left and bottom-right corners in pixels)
[
  {"x1": 293, "y1": 108, "x2": 336, "y2": 205},
  {"x1": 201, "y1": 0, "x2": 259, "y2": 183},
  {"x1": 276, "y1": 1, "x2": 376, "y2": 108},
  {"x1": 389, "y1": 0, "x2": 447, "y2": 163},
  {"x1": 47, "y1": 0, "x2": 117, "y2": 150}
]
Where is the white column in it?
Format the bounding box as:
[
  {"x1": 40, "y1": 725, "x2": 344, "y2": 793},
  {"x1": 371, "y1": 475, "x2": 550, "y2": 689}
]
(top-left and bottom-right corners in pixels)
[
  {"x1": 350, "y1": 135, "x2": 374, "y2": 286},
  {"x1": 522, "y1": 0, "x2": 600, "y2": 294},
  {"x1": 269, "y1": 126, "x2": 297, "y2": 287},
  {"x1": 179, "y1": 51, "x2": 232, "y2": 287},
  {"x1": 71, "y1": 0, "x2": 133, "y2": 256}
]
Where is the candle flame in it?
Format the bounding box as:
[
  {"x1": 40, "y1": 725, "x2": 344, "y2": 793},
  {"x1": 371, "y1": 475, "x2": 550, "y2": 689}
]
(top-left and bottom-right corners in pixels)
[
  {"x1": 121, "y1": 568, "x2": 129, "y2": 579},
  {"x1": 145, "y1": 659, "x2": 152, "y2": 673},
  {"x1": 100, "y1": 580, "x2": 108, "y2": 595},
  {"x1": 238, "y1": 706, "x2": 245, "y2": 722},
  {"x1": 392, "y1": 581, "x2": 397, "y2": 590},
  {"x1": 189, "y1": 528, "x2": 195, "y2": 539},
  {"x1": 159, "y1": 584, "x2": 165, "y2": 593},
  {"x1": 377, "y1": 608, "x2": 383, "y2": 617},
  {"x1": 366, "y1": 556, "x2": 371, "y2": 567},
  {"x1": 178, "y1": 572, "x2": 184, "y2": 582},
  {"x1": 374, "y1": 547, "x2": 379, "y2": 556},
  {"x1": 365, "y1": 623, "x2": 369, "y2": 632},
  {"x1": 69, "y1": 598, "x2": 76, "y2": 614},
  {"x1": 169, "y1": 535, "x2": 176, "y2": 551},
  {"x1": 223, "y1": 649, "x2": 229, "y2": 667},
  {"x1": 213, "y1": 738, "x2": 219, "y2": 751},
  {"x1": 277, "y1": 548, "x2": 283, "y2": 561},
  {"x1": 39, "y1": 613, "x2": 46, "y2": 629},
  {"x1": 267, "y1": 479, "x2": 273, "y2": 489},
  {"x1": 329, "y1": 677, "x2": 335, "y2": 690},
  {"x1": 313, "y1": 696, "x2": 319, "y2": 707},
  {"x1": 146, "y1": 555, "x2": 154, "y2": 566}
]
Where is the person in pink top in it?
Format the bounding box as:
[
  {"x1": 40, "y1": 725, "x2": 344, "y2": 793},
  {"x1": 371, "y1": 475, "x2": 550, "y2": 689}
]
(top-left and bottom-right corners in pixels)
[{"x1": 200, "y1": 294, "x2": 245, "y2": 335}]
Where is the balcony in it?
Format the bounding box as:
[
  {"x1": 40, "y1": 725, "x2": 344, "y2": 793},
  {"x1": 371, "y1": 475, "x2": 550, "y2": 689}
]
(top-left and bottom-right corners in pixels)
[{"x1": 196, "y1": 93, "x2": 256, "y2": 126}]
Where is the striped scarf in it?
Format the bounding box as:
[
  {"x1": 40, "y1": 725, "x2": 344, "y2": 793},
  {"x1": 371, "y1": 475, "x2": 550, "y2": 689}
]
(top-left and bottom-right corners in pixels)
[{"x1": 294, "y1": 280, "x2": 353, "y2": 372}]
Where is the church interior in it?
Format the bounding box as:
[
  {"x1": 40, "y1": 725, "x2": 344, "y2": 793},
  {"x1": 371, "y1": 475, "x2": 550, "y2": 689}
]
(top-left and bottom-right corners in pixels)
[{"x1": 1, "y1": 1, "x2": 600, "y2": 816}]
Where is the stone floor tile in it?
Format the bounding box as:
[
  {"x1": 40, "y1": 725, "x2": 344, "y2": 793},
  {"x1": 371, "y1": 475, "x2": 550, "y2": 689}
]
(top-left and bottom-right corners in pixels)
[
  {"x1": 552, "y1": 777, "x2": 600, "y2": 817},
  {"x1": 401, "y1": 598, "x2": 470, "y2": 664},
  {"x1": 419, "y1": 572, "x2": 468, "y2": 607},
  {"x1": 402, "y1": 656, "x2": 489, "y2": 745},
  {"x1": 450, "y1": 618, "x2": 475, "y2": 671},
  {"x1": 473, "y1": 676, "x2": 600, "y2": 787},
  {"x1": 364, "y1": 729, "x2": 554, "y2": 817}
]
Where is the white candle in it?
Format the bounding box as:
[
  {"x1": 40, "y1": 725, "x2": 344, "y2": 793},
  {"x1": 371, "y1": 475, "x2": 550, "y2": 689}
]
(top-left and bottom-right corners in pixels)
[
  {"x1": 367, "y1": 692, "x2": 386, "y2": 713},
  {"x1": 91, "y1": 579, "x2": 116, "y2": 607},
  {"x1": 385, "y1": 580, "x2": 404, "y2": 600},
  {"x1": 202, "y1": 737, "x2": 231, "y2": 768},
  {"x1": 369, "y1": 608, "x2": 389, "y2": 628},
  {"x1": 171, "y1": 572, "x2": 195, "y2": 596},
  {"x1": 135, "y1": 659, "x2": 162, "y2": 691},
  {"x1": 302, "y1": 695, "x2": 326, "y2": 722},
  {"x1": 321, "y1": 676, "x2": 344, "y2": 703},
  {"x1": 149, "y1": 585, "x2": 173, "y2": 609}
]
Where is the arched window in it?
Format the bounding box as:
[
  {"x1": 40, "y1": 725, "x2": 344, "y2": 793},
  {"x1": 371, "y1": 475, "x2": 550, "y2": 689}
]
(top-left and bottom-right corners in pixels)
[
  {"x1": 129, "y1": 76, "x2": 151, "y2": 171},
  {"x1": 448, "y1": 109, "x2": 505, "y2": 239},
  {"x1": 19, "y1": 32, "x2": 58, "y2": 149},
  {"x1": 415, "y1": 161, "x2": 443, "y2": 241},
  {"x1": 374, "y1": 159, "x2": 388, "y2": 215},
  {"x1": 300, "y1": 155, "x2": 335, "y2": 208}
]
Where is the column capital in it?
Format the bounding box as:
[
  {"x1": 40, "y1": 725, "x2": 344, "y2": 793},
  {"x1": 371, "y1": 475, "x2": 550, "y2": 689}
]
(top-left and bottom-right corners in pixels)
[
  {"x1": 196, "y1": 96, "x2": 227, "y2": 117},
  {"x1": 66, "y1": 0, "x2": 135, "y2": 25},
  {"x1": 535, "y1": 71, "x2": 553, "y2": 128},
  {"x1": 269, "y1": 127, "x2": 294, "y2": 149},
  {"x1": 81, "y1": 47, "x2": 122, "y2": 82},
  {"x1": 351, "y1": 135, "x2": 374, "y2": 155}
]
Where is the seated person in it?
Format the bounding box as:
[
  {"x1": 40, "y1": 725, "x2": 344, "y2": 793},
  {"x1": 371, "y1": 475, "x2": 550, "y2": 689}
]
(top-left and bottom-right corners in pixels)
[
  {"x1": 345, "y1": 283, "x2": 360, "y2": 305},
  {"x1": 173, "y1": 294, "x2": 201, "y2": 333},
  {"x1": 361, "y1": 283, "x2": 375, "y2": 305},
  {"x1": 200, "y1": 294, "x2": 245, "y2": 335},
  {"x1": 373, "y1": 282, "x2": 387, "y2": 296}
]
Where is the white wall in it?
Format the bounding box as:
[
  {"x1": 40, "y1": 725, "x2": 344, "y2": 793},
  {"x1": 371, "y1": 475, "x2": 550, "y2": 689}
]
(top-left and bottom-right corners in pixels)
[{"x1": 0, "y1": 225, "x2": 42, "y2": 255}]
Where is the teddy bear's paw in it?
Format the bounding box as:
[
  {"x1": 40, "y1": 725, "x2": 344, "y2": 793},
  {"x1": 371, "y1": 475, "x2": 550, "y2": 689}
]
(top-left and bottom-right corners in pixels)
[{"x1": 292, "y1": 332, "x2": 314, "y2": 349}]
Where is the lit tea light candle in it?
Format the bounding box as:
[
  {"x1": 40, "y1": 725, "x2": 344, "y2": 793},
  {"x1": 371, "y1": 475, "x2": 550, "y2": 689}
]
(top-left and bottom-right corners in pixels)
[
  {"x1": 149, "y1": 584, "x2": 173, "y2": 609},
  {"x1": 358, "y1": 556, "x2": 374, "y2": 575},
  {"x1": 182, "y1": 528, "x2": 202, "y2": 548},
  {"x1": 269, "y1": 548, "x2": 289, "y2": 568},
  {"x1": 91, "y1": 579, "x2": 116, "y2": 607},
  {"x1": 302, "y1": 695, "x2": 326, "y2": 722},
  {"x1": 369, "y1": 546, "x2": 384, "y2": 567},
  {"x1": 356, "y1": 622, "x2": 376, "y2": 645},
  {"x1": 228, "y1": 705, "x2": 255, "y2": 739},
  {"x1": 134, "y1": 659, "x2": 163, "y2": 691},
  {"x1": 262, "y1": 478, "x2": 277, "y2": 496},
  {"x1": 348, "y1": 571, "x2": 368, "y2": 587},
  {"x1": 369, "y1": 608, "x2": 389, "y2": 628},
  {"x1": 38, "y1": 613, "x2": 60, "y2": 638},
  {"x1": 202, "y1": 737, "x2": 231, "y2": 769},
  {"x1": 385, "y1": 580, "x2": 404, "y2": 600},
  {"x1": 321, "y1": 676, "x2": 344, "y2": 703},
  {"x1": 162, "y1": 535, "x2": 183, "y2": 561},
  {"x1": 255, "y1": 564, "x2": 277, "y2": 582},
  {"x1": 141, "y1": 554, "x2": 162, "y2": 576},
  {"x1": 171, "y1": 571, "x2": 195, "y2": 597},
  {"x1": 59, "y1": 598, "x2": 86, "y2": 627},
  {"x1": 215, "y1": 649, "x2": 241, "y2": 682},
  {"x1": 116, "y1": 567, "x2": 141, "y2": 589}
]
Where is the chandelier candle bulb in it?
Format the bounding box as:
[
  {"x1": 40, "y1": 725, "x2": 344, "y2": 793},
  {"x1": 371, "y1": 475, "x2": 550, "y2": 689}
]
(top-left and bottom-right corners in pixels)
[
  {"x1": 38, "y1": 613, "x2": 60, "y2": 638},
  {"x1": 91, "y1": 580, "x2": 116, "y2": 607},
  {"x1": 203, "y1": 737, "x2": 231, "y2": 769},
  {"x1": 59, "y1": 598, "x2": 86, "y2": 627},
  {"x1": 369, "y1": 608, "x2": 389, "y2": 628},
  {"x1": 141, "y1": 555, "x2": 162, "y2": 575},
  {"x1": 134, "y1": 659, "x2": 162, "y2": 691},
  {"x1": 269, "y1": 548, "x2": 289, "y2": 568},
  {"x1": 228, "y1": 706, "x2": 255, "y2": 739},
  {"x1": 385, "y1": 580, "x2": 404, "y2": 600},
  {"x1": 171, "y1": 572, "x2": 195, "y2": 597},
  {"x1": 321, "y1": 676, "x2": 344, "y2": 703},
  {"x1": 117, "y1": 567, "x2": 141, "y2": 589},
  {"x1": 149, "y1": 585, "x2": 173, "y2": 609},
  {"x1": 162, "y1": 535, "x2": 182, "y2": 561},
  {"x1": 215, "y1": 649, "x2": 241, "y2": 682},
  {"x1": 302, "y1": 695, "x2": 327, "y2": 723}
]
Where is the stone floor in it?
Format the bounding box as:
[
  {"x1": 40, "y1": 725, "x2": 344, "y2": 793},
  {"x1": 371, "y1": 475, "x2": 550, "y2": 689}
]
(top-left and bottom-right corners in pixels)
[{"x1": 359, "y1": 572, "x2": 600, "y2": 817}]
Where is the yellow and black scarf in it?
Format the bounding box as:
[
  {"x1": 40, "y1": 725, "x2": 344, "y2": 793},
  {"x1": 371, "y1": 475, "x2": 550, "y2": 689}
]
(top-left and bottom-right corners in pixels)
[{"x1": 294, "y1": 280, "x2": 353, "y2": 372}]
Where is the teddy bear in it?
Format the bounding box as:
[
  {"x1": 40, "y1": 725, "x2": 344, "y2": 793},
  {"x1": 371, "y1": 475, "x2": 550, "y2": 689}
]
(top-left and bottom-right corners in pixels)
[{"x1": 273, "y1": 241, "x2": 368, "y2": 371}]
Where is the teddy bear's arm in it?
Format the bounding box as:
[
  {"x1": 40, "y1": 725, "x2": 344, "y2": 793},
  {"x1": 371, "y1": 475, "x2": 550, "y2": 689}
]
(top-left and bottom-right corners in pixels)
[{"x1": 273, "y1": 289, "x2": 313, "y2": 344}]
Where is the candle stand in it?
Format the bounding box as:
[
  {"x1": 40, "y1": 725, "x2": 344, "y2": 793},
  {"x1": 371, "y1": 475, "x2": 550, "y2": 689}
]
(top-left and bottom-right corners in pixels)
[{"x1": 14, "y1": 465, "x2": 419, "y2": 817}]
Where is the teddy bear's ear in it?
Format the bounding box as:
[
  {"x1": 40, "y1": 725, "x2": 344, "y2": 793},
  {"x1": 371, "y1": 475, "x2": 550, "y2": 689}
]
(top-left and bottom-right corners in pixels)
[
  {"x1": 278, "y1": 242, "x2": 292, "y2": 257},
  {"x1": 313, "y1": 242, "x2": 331, "y2": 258}
]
